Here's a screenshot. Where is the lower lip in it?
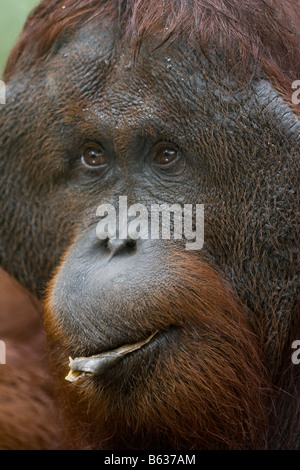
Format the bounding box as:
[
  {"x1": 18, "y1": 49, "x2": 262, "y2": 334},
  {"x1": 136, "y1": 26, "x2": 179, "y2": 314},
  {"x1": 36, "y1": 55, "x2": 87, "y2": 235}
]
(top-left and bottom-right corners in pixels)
[
  {"x1": 102, "y1": 327, "x2": 179, "y2": 381},
  {"x1": 67, "y1": 327, "x2": 179, "y2": 383}
]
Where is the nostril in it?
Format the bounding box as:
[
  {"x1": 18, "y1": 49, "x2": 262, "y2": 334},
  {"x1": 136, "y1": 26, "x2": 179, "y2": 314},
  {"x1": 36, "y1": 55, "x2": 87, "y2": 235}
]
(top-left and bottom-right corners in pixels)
[{"x1": 107, "y1": 237, "x2": 137, "y2": 255}]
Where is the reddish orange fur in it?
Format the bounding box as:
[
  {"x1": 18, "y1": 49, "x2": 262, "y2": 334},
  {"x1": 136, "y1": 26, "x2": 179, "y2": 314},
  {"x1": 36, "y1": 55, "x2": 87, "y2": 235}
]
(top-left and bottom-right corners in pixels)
[{"x1": 0, "y1": 270, "x2": 62, "y2": 449}]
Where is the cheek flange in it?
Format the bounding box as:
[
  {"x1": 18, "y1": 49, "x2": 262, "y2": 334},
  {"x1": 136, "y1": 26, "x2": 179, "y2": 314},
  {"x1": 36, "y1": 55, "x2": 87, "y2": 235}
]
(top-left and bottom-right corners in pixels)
[{"x1": 65, "y1": 330, "x2": 158, "y2": 382}]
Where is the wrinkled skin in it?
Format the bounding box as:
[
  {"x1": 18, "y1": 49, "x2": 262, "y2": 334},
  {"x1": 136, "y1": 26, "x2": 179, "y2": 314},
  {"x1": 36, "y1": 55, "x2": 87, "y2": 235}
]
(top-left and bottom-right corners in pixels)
[{"x1": 0, "y1": 21, "x2": 299, "y2": 449}]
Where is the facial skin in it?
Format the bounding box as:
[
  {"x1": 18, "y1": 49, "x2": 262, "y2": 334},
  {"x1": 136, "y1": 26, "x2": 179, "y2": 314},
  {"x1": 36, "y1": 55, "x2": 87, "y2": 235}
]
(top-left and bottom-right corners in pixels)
[{"x1": 0, "y1": 20, "x2": 299, "y2": 449}]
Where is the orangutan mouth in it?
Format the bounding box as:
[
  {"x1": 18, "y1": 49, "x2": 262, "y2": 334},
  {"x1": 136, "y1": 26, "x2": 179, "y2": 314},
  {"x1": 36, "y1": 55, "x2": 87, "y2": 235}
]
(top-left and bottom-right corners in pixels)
[{"x1": 65, "y1": 330, "x2": 159, "y2": 382}]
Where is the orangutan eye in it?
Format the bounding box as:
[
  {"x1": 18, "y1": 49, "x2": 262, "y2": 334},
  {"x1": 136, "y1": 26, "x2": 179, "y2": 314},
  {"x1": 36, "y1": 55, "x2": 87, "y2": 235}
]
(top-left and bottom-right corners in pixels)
[
  {"x1": 81, "y1": 146, "x2": 107, "y2": 169},
  {"x1": 153, "y1": 143, "x2": 180, "y2": 167}
]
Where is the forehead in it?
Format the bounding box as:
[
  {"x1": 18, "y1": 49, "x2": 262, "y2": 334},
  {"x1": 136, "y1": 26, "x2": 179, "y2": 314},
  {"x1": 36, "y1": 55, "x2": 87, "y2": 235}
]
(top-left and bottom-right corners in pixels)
[
  {"x1": 43, "y1": 19, "x2": 299, "y2": 146},
  {"x1": 46, "y1": 23, "x2": 210, "y2": 111},
  {"x1": 53, "y1": 21, "x2": 196, "y2": 88},
  {"x1": 43, "y1": 21, "x2": 213, "y2": 146}
]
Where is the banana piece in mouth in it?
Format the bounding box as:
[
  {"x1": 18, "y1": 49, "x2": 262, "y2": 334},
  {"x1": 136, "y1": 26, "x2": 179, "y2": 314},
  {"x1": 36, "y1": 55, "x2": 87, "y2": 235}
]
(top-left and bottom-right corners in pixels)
[{"x1": 65, "y1": 330, "x2": 158, "y2": 382}]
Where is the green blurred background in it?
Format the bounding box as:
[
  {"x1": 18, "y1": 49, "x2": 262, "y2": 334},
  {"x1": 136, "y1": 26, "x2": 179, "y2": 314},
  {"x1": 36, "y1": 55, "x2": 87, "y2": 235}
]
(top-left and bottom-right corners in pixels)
[{"x1": 0, "y1": 0, "x2": 40, "y2": 78}]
